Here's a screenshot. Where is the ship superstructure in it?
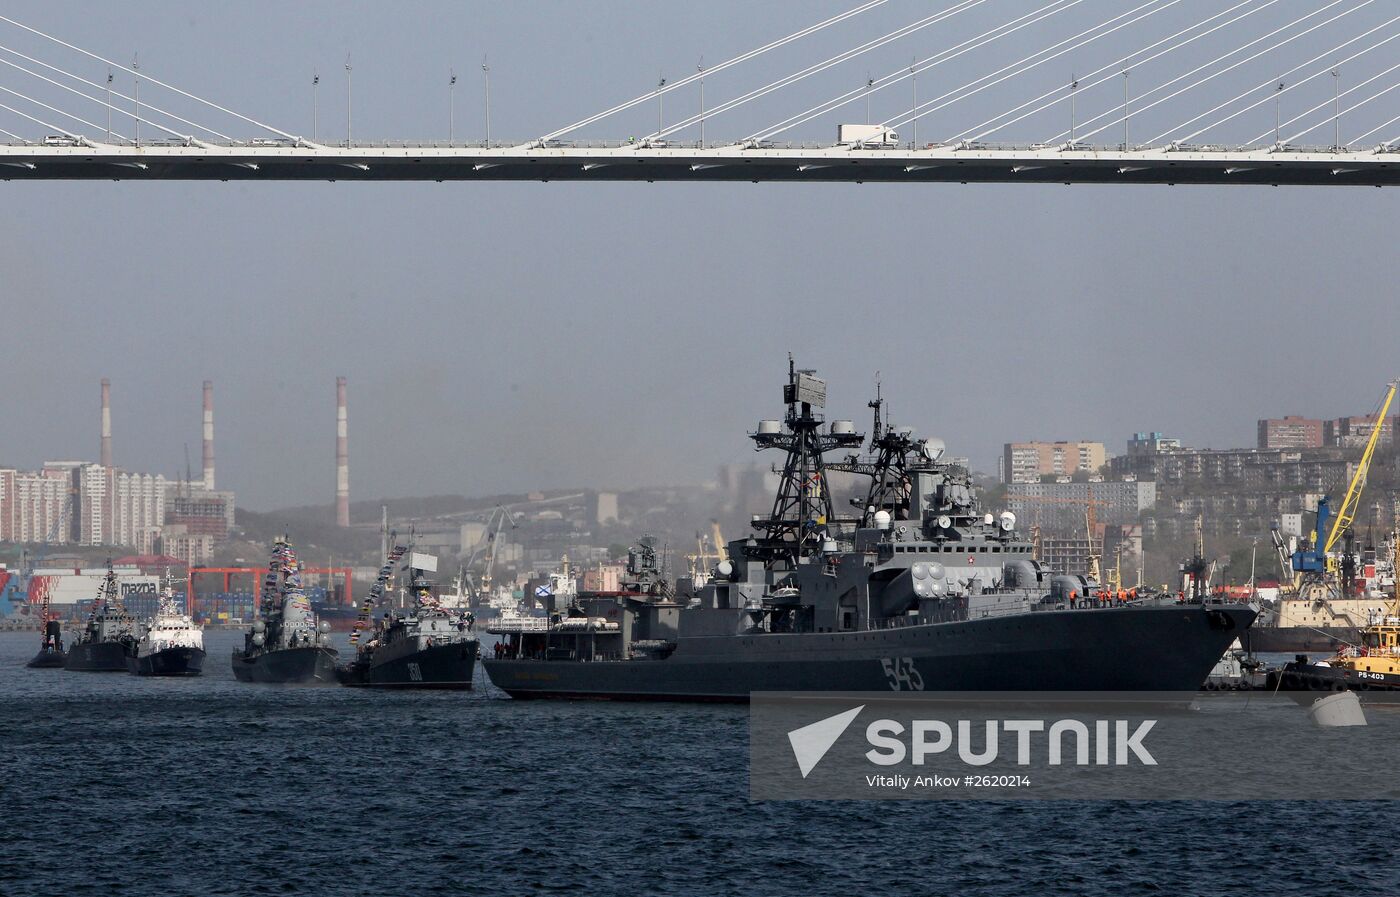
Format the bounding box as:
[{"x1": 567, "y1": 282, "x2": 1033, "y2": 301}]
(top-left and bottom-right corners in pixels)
[{"x1": 484, "y1": 360, "x2": 1255, "y2": 700}]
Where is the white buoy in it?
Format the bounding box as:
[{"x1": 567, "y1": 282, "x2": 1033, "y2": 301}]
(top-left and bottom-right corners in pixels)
[{"x1": 1308, "y1": 690, "x2": 1367, "y2": 727}]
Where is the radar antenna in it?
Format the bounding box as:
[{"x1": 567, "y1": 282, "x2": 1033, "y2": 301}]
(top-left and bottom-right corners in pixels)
[{"x1": 750, "y1": 356, "x2": 863, "y2": 566}]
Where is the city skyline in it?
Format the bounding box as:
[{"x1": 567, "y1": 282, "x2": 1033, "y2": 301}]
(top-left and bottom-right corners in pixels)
[{"x1": 1, "y1": 2, "x2": 1398, "y2": 508}]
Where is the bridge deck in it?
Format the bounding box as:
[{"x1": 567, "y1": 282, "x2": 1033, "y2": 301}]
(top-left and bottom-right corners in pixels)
[{"x1": 3, "y1": 142, "x2": 1399, "y2": 186}]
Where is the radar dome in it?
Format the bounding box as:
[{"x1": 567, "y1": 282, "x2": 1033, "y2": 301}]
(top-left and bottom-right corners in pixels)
[
  {"x1": 830, "y1": 420, "x2": 855, "y2": 435},
  {"x1": 873, "y1": 510, "x2": 892, "y2": 530},
  {"x1": 921, "y1": 437, "x2": 946, "y2": 462},
  {"x1": 999, "y1": 511, "x2": 1017, "y2": 532},
  {"x1": 937, "y1": 515, "x2": 952, "y2": 530},
  {"x1": 251, "y1": 632, "x2": 265, "y2": 647},
  {"x1": 252, "y1": 620, "x2": 265, "y2": 633},
  {"x1": 756, "y1": 420, "x2": 782, "y2": 435},
  {"x1": 984, "y1": 513, "x2": 995, "y2": 525},
  {"x1": 715, "y1": 560, "x2": 734, "y2": 579}
]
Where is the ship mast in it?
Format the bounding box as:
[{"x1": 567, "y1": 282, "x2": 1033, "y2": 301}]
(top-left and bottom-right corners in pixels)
[
  {"x1": 829, "y1": 385, "x2": 917, "y2": 527},
  {"x1": 750, "y1": 357, "x2": 862, "y2": 566}
]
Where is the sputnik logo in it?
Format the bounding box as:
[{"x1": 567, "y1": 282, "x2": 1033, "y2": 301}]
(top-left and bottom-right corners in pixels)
[{"x1": 787, "y1": 705, "x2": 864, "y2": 778}]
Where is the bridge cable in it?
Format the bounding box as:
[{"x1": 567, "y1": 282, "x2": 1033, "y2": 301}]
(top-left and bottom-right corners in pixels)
[
  {"x1": 1118, "y1": 0, "x2": 1372, "y2": 145},
  {"x1": 0, "y1": 43, "x2": 232, "y2": 141},
  {"x1": 1058, "y1": 1, "x2": 1354, "y2": 144},
  {"x1": 538, "y1": 0, "x2": 889, "y2": 142},
  {"x1": 0, "y1": 123, "x2": 25, "y2": 141},
  {"x1": 0, "y1": 54, "x2": 137, "y2": 142},
  {"x1": 0, "y1": 14, "x2": 305, "y2": 143},
  {"x1": 1348, "y1": 106, "x2": 1400, "y2": 147},
  {"x1": 745, "y1": 0, "x2": 1074, "y2": 144},
  {"x1": 1035, "y1": 0, "x2": 1330, "y2": 145},
  {"x1": 960, "y1": 0, "x2": 1272, "y2": 143},
  {"x1": 1329, "y1": 78, "x2": 1400, "y2": 147},
  {"x1": 645, "y1": 0, "x2": 985, "y2": 142},
  {"x1": 0, "y1": 95, "x2": 84, "y2": 138},
  {"x1": 1281, "y1": 55, "x2": 1400, "y2": 145},
  {"x1": 1175, "y1": 15, "x2": 1400, "y2": 145},
  {"x1": 0, "y1": 82, "x2": 111, "y2": 138},
  {"x1": 878, "y1": 0, "x2": 1173, "y2": 140},
  {"x1": 1071, "y1": 2, "x2": 1349, "y2": 145},
  {"x1": 1236, "y1": 26, "x2": 1400, "y2": 144}
]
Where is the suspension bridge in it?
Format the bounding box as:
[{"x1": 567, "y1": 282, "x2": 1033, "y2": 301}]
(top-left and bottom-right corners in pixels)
[{"x1": 5, "y1": 1, "x2": 1400, "y2": 186}]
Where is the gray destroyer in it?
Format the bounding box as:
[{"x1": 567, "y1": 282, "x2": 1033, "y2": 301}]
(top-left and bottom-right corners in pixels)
[{"x1": 484, "y1": 361, "x2": 1256, "y2": 700}]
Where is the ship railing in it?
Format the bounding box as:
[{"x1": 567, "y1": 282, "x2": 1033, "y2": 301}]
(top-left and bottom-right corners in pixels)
[{"x1": 485, "y1": 617, "x2": 550, "y2": 634}]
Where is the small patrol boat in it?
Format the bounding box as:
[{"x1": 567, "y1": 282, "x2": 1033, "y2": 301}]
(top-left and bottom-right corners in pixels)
[
  {"x1": 127, "y1": 578, "x2": 205, "y2": 677},
  {"x1": 232, "y1": 536, "x2": 338, "y2": 684},
  {"x1": 337, "y1": 547, "x2": 479, "y2": 689},
  {"x1": 64, "y1": 562, "x2": 135, "y2": 672}
]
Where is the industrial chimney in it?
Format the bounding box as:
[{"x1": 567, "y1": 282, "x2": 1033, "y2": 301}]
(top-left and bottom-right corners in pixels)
[
  {"x1": 336, "y1": 376, "x2": 349, "y2": 527},
  {"x1": 202, "y1": 381, "x2": 215, "y2": 490},
  {"x1": 100, "y1": 378, "x2": 112, "y2": 468}
]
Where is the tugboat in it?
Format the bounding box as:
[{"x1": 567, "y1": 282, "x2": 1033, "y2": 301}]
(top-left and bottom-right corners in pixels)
[
  {"x1": 126, "y1": 577, "x2": 205, "y2": 676},
  {"x1": 26, "y1": 576, "x2": 66, "y2": 668},
  {"x1": 64, "y1": 562, "x2": 135, "y2": 672},
  {"x1": 232, "y1": 536, "x2": 338, "y2": 683},
  {"x1": 338, "y1": 548, "x2": 479, "y2": 688},
  {"x1": 1268, "y1": 534, "x2": 1400, "y2": 702},
  {"x1": 484, "y1": 359, "x2": 1257, "y2": 701}
]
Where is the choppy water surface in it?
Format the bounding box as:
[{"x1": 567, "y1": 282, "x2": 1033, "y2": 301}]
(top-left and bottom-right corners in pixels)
[{"x1": 3, "y1": 631, "x2": 1398, "y2": 896}]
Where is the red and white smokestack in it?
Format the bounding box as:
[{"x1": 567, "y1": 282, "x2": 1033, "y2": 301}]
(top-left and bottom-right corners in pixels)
[
  {"x1": 336, "y1": 376, "x2": 349, "y2": 527},
  {"x1": 100, "y1": 378, "x2": 112, "y2": 468},
  {"x1": 202, "y1": 380, "x2": 215, "y2": 490}
]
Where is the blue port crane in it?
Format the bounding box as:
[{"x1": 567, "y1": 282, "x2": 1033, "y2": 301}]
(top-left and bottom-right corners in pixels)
[{"x1": 1282, "y1": 379, "x2": 1398, "y2": 593}]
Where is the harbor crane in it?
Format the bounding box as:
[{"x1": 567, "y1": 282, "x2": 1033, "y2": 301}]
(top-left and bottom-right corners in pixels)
[
  {"x1": 1280, "y1": 378, "x2": 1398, "y2": 597},
  {"x1": 462, "y1": 505, "x2": 518, "y2": 602}
]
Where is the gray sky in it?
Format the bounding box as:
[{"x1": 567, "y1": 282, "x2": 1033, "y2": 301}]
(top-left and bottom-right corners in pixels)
[{"x1": 1, "y1": 1, "x2": 1398, "y2": 509}]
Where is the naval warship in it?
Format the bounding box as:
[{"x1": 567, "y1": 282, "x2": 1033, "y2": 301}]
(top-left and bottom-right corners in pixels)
[
  {"x1": 483, "y1": 360, "x2": 1256, "y2": 701},
  {"x1": 232, "y1": 537, "x2": 338, "y2": 683},
  {"x1": 337, "y1": 547, "x2": 479, "y2": 688},
  {"x1": 126, "y1": 577, "x2": 205, "y2": 676},
  {"x1": 64, "y1": 562, "x2": 136, "y2": 672}
]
